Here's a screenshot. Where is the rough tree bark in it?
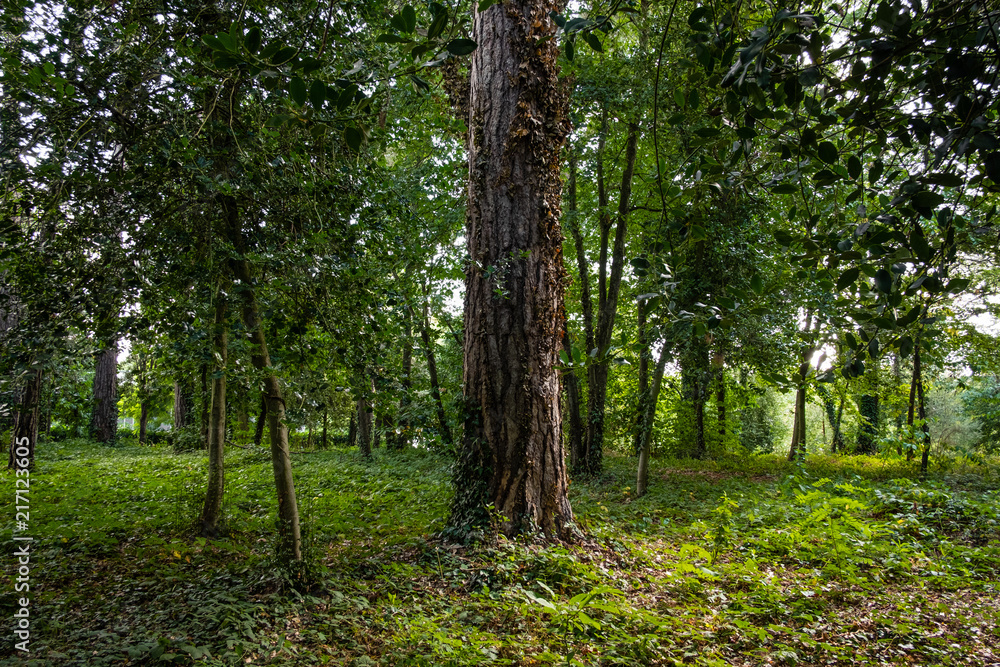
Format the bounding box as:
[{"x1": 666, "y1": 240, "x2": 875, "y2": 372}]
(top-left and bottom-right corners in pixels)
[
  {"x1": 174, "y1": 378, "x2": 194, "y2": 432},
  {"x1": 90, "y1": 343, "x2": 118, "y2": 443},
  {"x1": 200, "y1": 295, "x2": 227, "y2": 537},
  {"x1": 448, "y1": 0, "x2": 574, "y2": 540},
  {"x1": 8, "y1": 369, "x2": 42, "y2": 471}
]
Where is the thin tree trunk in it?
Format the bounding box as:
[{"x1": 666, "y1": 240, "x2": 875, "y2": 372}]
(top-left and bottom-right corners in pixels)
[
  {"x1": 253, "y1": 391, "x2": 267, "y2": 447},
  {"x1": 636, "y1": 343, "x2": 670, "y2": 496},
  {"x1": 448, "y1": 0, "x2": 573, "y2": 540},
  {"x1": 715, "y1": 367, "x2": 726, "y2": 441},
  {"x1": 633, "y1": 305, "x2": 649, "y2": 453},
  {"x1": 224, "y1": 194, "x2": 300, "y2": 560},
  {"x1": 174, "y1": 378, "x2": 194, "y2": 432},
  {"x1": 419, "y1": 297, "x2": 453, "y2": 446},
  {"x1": 857, "y1": 393, "x2": 880, "y2": 455},
  {"x1": 584, "y1": 121, "x2": 639, "y2": 475},
  {"x1": 916, "y1": 343, "x2": 930, "y2": 474},
  {"x1": 200, "y1": 362, "x2": 209, "y2": 449},
  {"x1": 348, "y1": 409, "x2": 357, "y2": 448},
  {"x1": 393, "y1": 309, "x2": 413, "y2": 451},
  {"x1": 91, "y1": 343, "x2": 118, "y2": 443},
  {"x1": 321, "y1": 408, "x2": 328, "y2": 450},
  {"x1": 201, "y1": 295, "x2": 227, "y2": 537},
  {"x1": 356, "y1": 396, "x2": 372, "y2": 460},
  {"x1": 562, "y1": 316, "x2": 585, "y2": 471},
  {"x1": 565, "y1": 150, "x2": 594, "y2": 473},
  {"x1": 139, "y1": 401, "x2": 149, "y2": 444},
  {"x1": 787, "y1": 310, "x2": 816, "y2": 461}
]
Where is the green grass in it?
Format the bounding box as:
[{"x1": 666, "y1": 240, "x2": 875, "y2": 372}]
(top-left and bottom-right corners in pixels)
[{"x1": 2, "y1": 439, "x2": 998, "y2": 665}]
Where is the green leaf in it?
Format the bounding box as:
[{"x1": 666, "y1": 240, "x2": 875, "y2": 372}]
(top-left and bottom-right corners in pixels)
[
  {"x1": 945, "y1": 278, "x2": 970, "y2": 293},
  {"x1": 836, "y1": 267, "x2": 860, "y2": 290},
  {"x1": 817, "y1": 141, "x2": 838, "y2": 164},
  {"x1": 427, "y1": 11, "x2": 449, "y2": 40},
  {"x1": 309, "y1": 79, "x2": 326, "y2": 109},
  {"x1": 583, "y1": 32, "x2": 603, "y2": 52},
  {"x1": 923, "y1": 171, "x2": 963, "y2": 187},
  {"x1": 689, "y1": 224, "x2": 707, "y2": 241},
  {"x1": 912, "y1": 190, "x2": 944, "y2": 208},
  {"x1": 409, "y1": 74, "x2": 431, "y2": 92},
  {"x1": 478, "y1": 0, "x2": 497, "y2": 10},
  {"x1": 265, "y1": 114, "x2": 292, "y2": 129},
  {"x1": 344, "y1": 126, "x2": 364, "y2": 152},
  {"x1": 402, "y1": 5, "x2": 417, "y2": 33},
  {"x1": 869, "y1": 159, "x2": 884, "y2": 184},
  {"x1": 771, "y1": 183, "x2": 798, "y2": 194},
  {"x1": 874, "y1": 268, "x2": 892, "y2": 294},
  {"x1": 847, "y1": 155, "x2": 862, "y2": 180},
  {"x1": 203, "y1": 35, "x2": 229, "y2": 52},
  {"x1": 750, "y1": 274, "x2": 764, "y2": 296},
  {"x1": 565, "y1": 38, "x2": 575, "y2": 61},
  {"x1": 559, "y1": 350, "x2": 570, "y2": 365},
  {"x1": 446, "y1": 39, "x2": 478, "y2": 55},
  {"x1": 246, "y1": 27, "x2": 262, "y2": 53},
  {"x1": 376, "y1": 33, "x2": 407, "y2": 43},
  {"x1": 910, "y1": 225, "x2": 931, "y2": 261},
  {"x1": 43, "y1": 62, "x2": 55, "y2": 75},
  {"x1": 288, "y1": 76, "x2": 307, "y2": 105},
  {"x1": 272, "y1": 45, "x2": 297, "y2": 64}
]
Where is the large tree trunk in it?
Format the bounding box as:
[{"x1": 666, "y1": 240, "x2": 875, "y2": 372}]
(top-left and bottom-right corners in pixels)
[
  {"x1": 224, "y1": 195, "x2": 301, "y2": 560},
  {"x1": 583, "y1": 121, "x2": 639, "y2": 475},
  {"x1": 419, "y1": 296, "x2": 452, "y2": 446},
  {"x1": 90, "y1": 343, "x2": 118, "y2": 443},
  {"x1": 201, "y1": 296, "x2": 227, "y2": 537},
  {"x1": 448, "y1": 0, "x2": 574, "y2": 540},
  {"x1": 174, "y1": 378, "x2": 194, "y2": 432},
  {"x1": 8, "y1": 368, "x2": 42, "y2": 471}
]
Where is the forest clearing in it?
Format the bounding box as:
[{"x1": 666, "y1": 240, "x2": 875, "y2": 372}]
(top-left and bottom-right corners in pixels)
[
  {"x1": 1, "y1": 437, "x2": 998, "y2": 666},
  {"x1": 3, "y1": 0, "x2": 1000, "y2": 664}
]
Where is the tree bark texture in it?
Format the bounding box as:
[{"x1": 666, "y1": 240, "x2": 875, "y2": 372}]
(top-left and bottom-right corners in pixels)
[
  {"x1": 856, "y1": 393, "x2": 880, "y2": 455},
  {"x1": 90, "y1": 343, "x2": 118, "y2": 443},
  {"x1": 174, "y1": 378, "x2": 195, "y2": 432},
  {"x1": 201, "y1": 296, "x2": 227, "y2": 537},
  {"x1": 583, "y1": 122, "x2": 639, "y2": 475},
  {"x1": 449, "y1": 0, "x2": 574, "y2": 540},
  {"x1": 357, "y1": 396, "x2": 372, "y2": 459},
  {"x1": 8, "y1": 368, "x2": 41, "y2": 471}
]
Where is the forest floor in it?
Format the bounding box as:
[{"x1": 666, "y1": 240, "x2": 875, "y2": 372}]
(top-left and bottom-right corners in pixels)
[{"x1": 2, "y1": 438, "x2": 999, "y2": 666}]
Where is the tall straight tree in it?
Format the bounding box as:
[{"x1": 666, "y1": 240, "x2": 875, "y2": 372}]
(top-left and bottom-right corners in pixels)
[{"x1": 449, "y1": 0, "x2": 574, "y2": 539}]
